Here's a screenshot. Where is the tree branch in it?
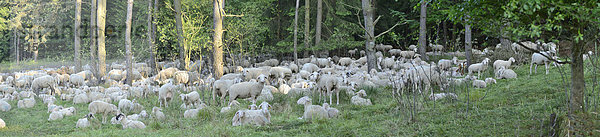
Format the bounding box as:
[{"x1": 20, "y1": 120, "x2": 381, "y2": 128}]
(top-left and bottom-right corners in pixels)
[
  {"x1": 375, "y1": 22, "x2": 402, "y2": 38},
  {"x1": 516, "y1": 42, "x2": 570, "y2": 64},
  {"x1": 373, "y1": 15, "x2": 382, "y2": 26}
]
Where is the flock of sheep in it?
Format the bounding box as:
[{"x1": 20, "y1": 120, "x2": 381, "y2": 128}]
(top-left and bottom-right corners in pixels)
[{"x1": 0, "y1": 40, "x2": 589, "y2": 129}]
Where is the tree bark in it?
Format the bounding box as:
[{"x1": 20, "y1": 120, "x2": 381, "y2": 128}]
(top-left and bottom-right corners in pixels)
[
  {"x1": 418, "y1": 0, "x2": 428, "y2": 60},
  {"x1": 315, "y1": 0, "x2": 322, "y2": 47},
  {"x1": 361, "y1": 0, "x2": 376, "y2": 71},
  {"x1": 174, "y1": 0, "x2": 186, "y2": 70},
  {"x1": 293, "y1": 0, "x2": 300, "y2": 65},
  {"x1": 500, "y1": 22, "x2": 511, "y2": 49},
  {"x1": 152, "y1": 0, "x2": 159, "y2": 73},
  {"x1": 148, "y1": 0, "x2": 157, "y2": 74},
  {"x1": 213, "y1": 0, "x2": 224, "y2": 79},
  {"x1": 442, "y1": 21, "x2": 447, "y2": 47},
  {"x1": 465, "y1": 18, "x2": 472, "y2": 66},
  {"x1": 571, "y1": 41, "x2": 585, "y2": 113},
  {"x1": 90, "y1": 0, "x2": 97, "y2": 77},
  {"x1": 125, "y1": 0, "x2": 134, "y2": 85},
  {"x1": 303, "y1": 0, "x2": 310, "y2": 57},
  {"x1": 98, "y1": 0, "x2": 107, "y2": 78},
  {"x1": 13, "y1": 30, "x2": 19, "y2": 64},
  {"x1": 74, "y1": 0, "x2": 82, "y2": 72}
]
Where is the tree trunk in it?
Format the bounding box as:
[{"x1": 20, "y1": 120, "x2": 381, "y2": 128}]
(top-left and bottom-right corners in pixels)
[
  {"x1": 174, "y1": 0, "x2": 186, "y2": 70},
  {"x1": 361, "y1": 0, "x2": 376, "y2": 71},
  {"x1": 442, "y1": 20, "x2": 447, "y2": 47},
  {"x1": 125, "y1": 0, "x2": 134, "y2": 85},
  {"x1": 293, "y1": 0, "x2": 300, "y2": 65},
  {"x1": 315, "y1": 0, "x2": 322, "y2": 47},
  {"x1": 500, "y1": 23, "x2": 511, "y2": 49},
  {"x1": 213, "y1": 0, "x2": 224, "y2": 79},
  {"x1": 418, "y1": 0, "x2": 428, "y2": 60},
  {"x1": 571, "y1": 41, "x2": 585, "y2": 113},
  {"x1": 98, "y1": 0, "x2": 107, "y2": 78},
  {"x1": 152, "y1": 0, "x2": 159, "y2": 73},
  {"x1": 90, "y1": 0, "x2": 97, "y2": 77},
  {"x1": 148, "y1": 0, "x2": 157, "y2": 74},
  {"x1": 13, "y1": 30, "x2": 19, "y2": 65},
  {"x1": 465, "y1": 19, "x2": 472, "y2": 66},
  {"x1": 74, "y1": 0, "x2": 82, "y2": 72},
  {"x1": 33, "y1": 45, "x2": 38, "y2": 62},
  {"x1": 303, "y1": 0, "x2": 310, "y2": 57}
]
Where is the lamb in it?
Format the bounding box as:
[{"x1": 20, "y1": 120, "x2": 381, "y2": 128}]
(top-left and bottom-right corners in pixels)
[
  {"x1": 351, "y1": 90, "x2": 372, "y2": 106},
  {"x1": 152, "y1": 107, "x2": 165, "y2": 120},
  {"x1": 228, "y1": 74, "x2": 267, "y2": 104},
  {"x1": 180, "y1": 91, "x2": 200, "y2": 108},
  {"x1": 468, "y1": 58, "x2": 491, "y2": 78},
  {"x1": 212, "y1": 78, "x2": 241, "y2": 105},
  {"x1": 0, "y1": 100, "x2": 11, "y2": 111},
  {"x1": 69, "y1": 74, "x2": 86, "y2": 88},
  {"x1": 298, "y1": 97, "x2": 328, "y2": 121},
  {"x1": 17, "y1": 97, "x2": 36, "y2": 108},
  {"x1": 472, "y1": 80, "x2": 487, "y2": 88},
  {"x1": 493, "y1": 57, "x2": 515, "y2": 70},
  {"x1": 115, "y1": 113, "x2": 146, "y2": 129},
  {"x1": 496, "y1": 67, "x2": 518, "y2": 79},
  {"x1": 220, "y1": 100, "x2": 240, "y2": 113},
  {"x1": 48, "y1": 103, "x2": 63, "y2": 113},
  {"x1": 322, "y1": 103, "x2": 339, "y2": 118},
  {"x1": 530, "y1": 52, "x2": 555, "y2": 75},
  {"x1": 31, "y1": 75, "x2": 60, "y2": 95},
  {"x1": 76, "y1": 113, "x2": 94, "y2": 128},
  {"x1": 88, "y1": 101, "x2": 120, "y2": 124},
  {"x1": 485, "y1": 77, "x2": 497, "y2": 85},
  {"x1": 289, "y1": 63, "x2": 299, "y2": 73},
  {"x1": 158, "y1": 83, "x2": 176, "y2": 107}
]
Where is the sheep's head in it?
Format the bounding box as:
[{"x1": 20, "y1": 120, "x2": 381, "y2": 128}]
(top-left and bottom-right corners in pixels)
[
  {"x1": 322, "y1": 103, "x2": 330, "y2": 109},
  {"x1": 259, "y1": 102, "x2": 271, "y2": 110},
  {"x1": 248, "y1": 104, "x2": 258, "y2": 110},
  {"x1": 232, "y1": 111, "x2": 244, "y2": 126},
  {"x1": 257, "y1": 74, "x2": 267, "y2": 83},
  {"x1": 509, "y1": 57, "x2": 516, "y2": 63}
]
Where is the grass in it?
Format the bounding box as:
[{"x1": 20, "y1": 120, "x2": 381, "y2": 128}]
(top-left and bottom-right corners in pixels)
[{"x1": 0, "y1": 60, "x2": 599, "y2": 136}]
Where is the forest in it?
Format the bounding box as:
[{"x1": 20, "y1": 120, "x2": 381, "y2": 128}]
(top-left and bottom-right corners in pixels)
[{"x1": 0, "y1": 0, "x2": 599, "y2": 136}]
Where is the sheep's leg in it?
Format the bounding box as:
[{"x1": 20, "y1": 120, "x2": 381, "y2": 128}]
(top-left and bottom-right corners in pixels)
[
  {"x1": 545, "y1": 63, "x2": 549, "y2": 74},
  {"x1": 336, "y1": 90, "x2": 340, "y2": 105},
  {"x1": 535, "y1": 65, "x2": 538, "y2": 73},
  {"x1": 329, "y1": 90, "x2": 333, "y2": 105},
  {"x1": 530, "y1": 63, "x2": 533, "y2": 75}
]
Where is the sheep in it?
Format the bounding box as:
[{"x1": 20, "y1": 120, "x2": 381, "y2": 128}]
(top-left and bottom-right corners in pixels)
[
  {"x1": 277, "y1": 84, "x2": 291, "y2": 94},
  {"x1": 212, "y1": 78, "x2": 241, "y2": 105},
  {"x1": 69, "y1": 74, "x2": 86, "y2": 88},
  {"x1": 485, "y1": 78, "x2": 497, "y2": 85},
  {"x1": 75, "y1": 70, "x2": 95, "y2": 81},
  {"x1": 338, "y1": 57, "x2": 353, "y2": 67},
  {"x1": 389, "y1": 49, "x2": 402, "y2": 56},
  {"x1": 0, "y1": 100, "x2": 11, "y2": 111},
  {"x1": 73, "y1": 93, "x2": 90, "y2": 104},
  {"x1": 152, "y1": 107, "x2": 165, "y2": 120},
  {"x1": 0, "y1": 85, "x2": 15, "y2": 95},
  {"x1": 438, "y1": 59, "x2": 453, "y2": 71},
  {"x1": 17, "y1": 97, "x2": 35, "y2": 108},
  {"x1": 76, "y1": 113, "x2": 94, "y2": 128},
  {"x1": 180, "y1": 91, "x2": 200, "y2": 108},
  {"x1": 467, "y1": 58, "x2": 491, "y2": 78},
  {"x1": 315, "y1": 74, "x2": 340, "y2": 105},
  {"x1": 530, "y1": 52, "x2": 555, "y2": 75},
  {"x1": 301, "y1": 63, "x2": 320, "y2": 73},
  {"x1": 88, "y1": 101, "x2": 120, "y2": 124},
  {"x1": 228, "y1": 74, "x2": 267, "y2": 104},
  {"x1": 288, "y1": 63, "x2": 299, "y2": 73},
  {"x1": 155, "y1": 67, "x2": 178, "y2": 84},
  {"x1": 242, "y1": 68, "x2": 270, "y2": 81},
  {"x1": 48, "y1": 103, "x2": 63, "y2": 113},
  {"x1": 48, "y1": 111, "x2": 65, "y2": 121},
  {"x1": 31, "y1": 75, "x2": 60, "y2": 95},
  {"x1": 258, "y1": 102, "x2": 272, "y2": 122},
  {"x1": 429, "y1": 93, "x2": 458, "y2": 101},
  {"x1": 257, "y1": 86, "x2": 274, "y2": 102},
  {"x1": 0, "y1": 118, "x2": 4, "y2": 128},
  {"x1": 375, "y1": 44, "x2": 393, "y2": 51},
  {"x1": 428, "y1": 43, "x2": 444, "y2": 53},
  {"x1": 232, "y1": 109, "x2": 270, "y2": 126},
  {"x1": 351, "y1": 90, "x2": 372, "y2": 106},
  {"x1": 118, "y1": 99, "x2": 134, "y2": 114},
  {"x1": 496, "y1": 67, "x2": 518, "y2": 79},
  {"x1": 298, "y1": 97, "x2": 328, "y2": 121},
  {"x1": 322, "y1": 103, "x2": 339, "y2": 118},
  {"x1": 400, "y1": 51, "x2": 416, "y2": 59},
  {"x1": 472, "y1": 80, "x2": 487, "y2": 88},
  {"x1": 493, "y1": 57, "x2": 515, "y2": 70},
  {"x1": 269, "y1": 67, "x2": 293, "y2": 80},
  {"x1": 173, "y1": 71, "x2": 189, "y2": 85},
  {"x1": 158, "y1": 83, "x2": 176, "y2": 107},
  {"x1": 115, "y1": 113, "x2": 146, "y2": 129},
  {"x1": 220, "y1": 100, "x2": 240, "y2": 113},
  {"x1": 348, "y1": 48, "x2": 357, "y2": 57},
  {"x1": 183, "y1": 108, "x2": 202, "y2": 119}
]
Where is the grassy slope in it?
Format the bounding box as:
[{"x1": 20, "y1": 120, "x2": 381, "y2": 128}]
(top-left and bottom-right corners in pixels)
[{"x1": 0, "y1": 63, "x2": 598, "y2": 136}]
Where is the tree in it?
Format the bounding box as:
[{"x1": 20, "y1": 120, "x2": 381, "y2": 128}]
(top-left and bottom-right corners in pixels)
[
  {"x1": 315, "y1": 0, "x2": 322, "y2": 49},
  {"x1": 98, "y1": 0, "x2": 107, "y2": 79},
  {"x1": 293, "y1": 0, "x2": 300, "y2": 65},
  {"x1": 90, "y1": 0, "x2": 97, "y2": 78},
  {"x1": 213, "y1": 0, "x2": 224, "y2": 79},
  {"x1": 360, "y1": 0, "x2": 400, "y2": 71},
  {"x1": 125, "y1": 0, "x2": 134, "y2": 85},
  {"x1": 148, "y1": 0, "x2": 157, "y2": 75},
  {"x1": 74, "y1": 0, "x2": 82, "y2": 72},
  {"x1": 174, "y1": 0, "x2": 186, "y2": 70},
  {"x1": 464, "y1": 16, "x2": 472, "y2": 66},
  {"x1": 418, "y1": 0, "x2": 427, "y2": 61},
  {"x1": 303, "y1": 0, "x2": 310, "y2": 57}
]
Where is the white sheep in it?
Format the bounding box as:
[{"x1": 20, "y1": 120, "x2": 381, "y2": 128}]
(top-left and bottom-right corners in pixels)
[
  {"x1": 322, "y1": 103, "x2": 339, "y2": 118},
  {"x1": 257, "y1": 86, "x2": 275, "y2": 102},
  {"x1": 316, "y1": 74, "x2": 341, "y2": 105},
  {"x1": 31, "y1": 75, "x2": 60, "y2": 95},
  {"x1": 154, "y1": 67, "x2": 178, "y2": 84},
  {"x1": 437, "y1": 59, "x2": 453, "y2": 71},
  {"x1": 468, "y1": 58, "x2": 491, "y2": 78},
  {"x1": 152, "y1": 107, "x2": 165, "y2": 120},
  {"x1": 530, "y1": 52, "x2": 555, "y2": 75},
  {"x1": 301, "y1": 63, "x2": 320, "y2": 73},
  {"x1": 173, "y1": 71, "x2": 189, "y2": 85},
  {"x1": 0, "y1": 118, "x2": 5, "y2": 128},
  {"x1": 277, "y1": 84, "x2": 291, "y2": 94},
  {"x1": 17, "y1": 97, "x2": 35, "y2": 108},
  {"x1": 88, "y1": 101, "x2": 120, "y2": 124},
  {"x1": 48, "y1": 111, "x2": 64, "y2": 121},
  {"x1": 73, "y1": 93, "x2": 89, "y2": 104},
  {"x1": 220, "y1": 100, "x2": 241, "y2": 113},
  {"x1": 338, "y1": 57, "x2": 353, "y2": 66},
  {"x1": 429, "y1": 93, "x2": 458, "y2": 101},
  {"x1": 0, "y1": 100, "x2": 11, "y2": 111},
  {"x1": 158, "y1": 83, "x2": 176, "y2": 107},
  {"x1": 76, "y1": 113, "x2": 94, "y2": 128},
  {"x1": 228, "y1": 74, "x2": 267, "y2": 104},
  {"x1": 180, "y1": 91, "x2": 200, "y2": 108},
  {"x1": 485, "y1": 77, "x2": 497, "y2": 85},
  {"x1": 472, "y1": 80, "x2": 487, "y2": 88},
  {"x1": 299, "y1": 97, "x2": 328, "y2": 121},
  {"x1": 496, "y1": 67, "x2": 518, "y2": 79},
  {"x1": 231, "y1": 109, "x2": 270, "y2": 126},
  {"x1": 69, "y1": 74, "x2": 86, "y2": 88},
  {"x1": 351, "y1": 90, "x2": 372, "y2": 106},
  {"x1": 48, "y1": 103, "x2": 63, "y2": 113},
  {"x1": 115, "y1": 113, "x2": 146, "y2": 129},
  {"x1": 493, "y1": 57, "x2": 515, "y2": 70},
  {"x1": 118, "y1": 99, "x2": 134, "y2": 114},
  {"x1": 212, "y1": 78, "x2": 241, "y2": 105}
]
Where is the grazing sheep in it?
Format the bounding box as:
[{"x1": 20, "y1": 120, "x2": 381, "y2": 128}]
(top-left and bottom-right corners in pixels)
[
  {"x1": 158, "y1": 83, "x2": 176, "y2": 107},
  {"x1": 155, "y1": 67, "x2": 178, "y2": 84},
  {"x1": 322, "y1": 103, "x2": 339, "y2": 118},
  {"x1": 530, "y1": 52, "x2": 555, "y2": 75},
  {"x1": 212, "y1": 78, "x2": 241, "y2": 105},
  {"x1": 400, "y1": 51, "x2": 416, "y2": 59},
  {"x1": 316, "y1": 74, "x2": 341, "y2": 105},
  {"x1": 173, "y1": 71, "x2": 189, "y2": 85},
  {"x1": 118, "y1": 99, "x2": 134, "y2": 114},
  {"x1": 429, "y1": 93, "x2": 458, "y2": 101},
  {"x1": 31, "y1": 75, "x2": 60, "y2": 95},
  {"x1": 48, "y1": 103, "x2": 63, "y2": 113},
  {"x1": 73, "y1": 93, "x2": 90, "y2": 104},
  {"x1": 472, "y1": 80, "x2": 487, "y2": 88},
  {"x1": 242, "y1": 68, "x2": 270, "y2": 82},
  {"x1": 183, "y1": 108, "x2": 200, "y2": 118},
  {"x1": 152, "y1": 107, "x2": 165, "y2": 120},
  {"x1": 429, "y1": 44, "x2": 444, "y2": 53},
  {"x1": 115, "y1": 114, "x2": 146, "y2": 129},
  {"x1": 88, "y1": 101, "x2": 120, "y2": 124},
  {"x1": 496, "y1": 67, "x2": 518, "y2": 79},
  {"x1": 17, "y1": 97, "x2": 36, "y2": 108},
  {"x1": 69, "y1": 74, "x2": 86, "y2": 88},
  {"x1": 76, "y1": 113, "x2": 94, "y2": 128},
  {"x1": 269, "y1": 67, "x2": 292, "y2": 80},
  {"x1": 299, "y1": 97, "x2": 328, "y2": 121},
  {"x1": 351, "y1": 90, "x2": 372, "y2": 106},
  {"x1": 180, "y1": 91, "x2": 200, "y2": 108},
  {"x1": 220, "y1": 100, "x2": 241, "y2": 113},
  {"x1": 468, "y1": 58, "x2": 491, "y2": 78},
  {"x1": 289, "y1": 63, "x2": 299, "y2": 73},
  {"x1": 493, "y1": 57, "x2": 516, "y2": 70},
  {"x1": 437, "y1": 59, "x2": 453, "y2": 71},
  {"x1": 228, "y1": 74, "x2": 267, "y2": 104},
  {"x1": 0, "y1": 100, "x2": 11, "y2": 111}
]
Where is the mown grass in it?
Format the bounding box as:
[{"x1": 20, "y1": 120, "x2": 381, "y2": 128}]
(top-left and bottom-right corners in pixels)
[{"x1": 0, "y1": 60, "x2": 599, "y2": 136}]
